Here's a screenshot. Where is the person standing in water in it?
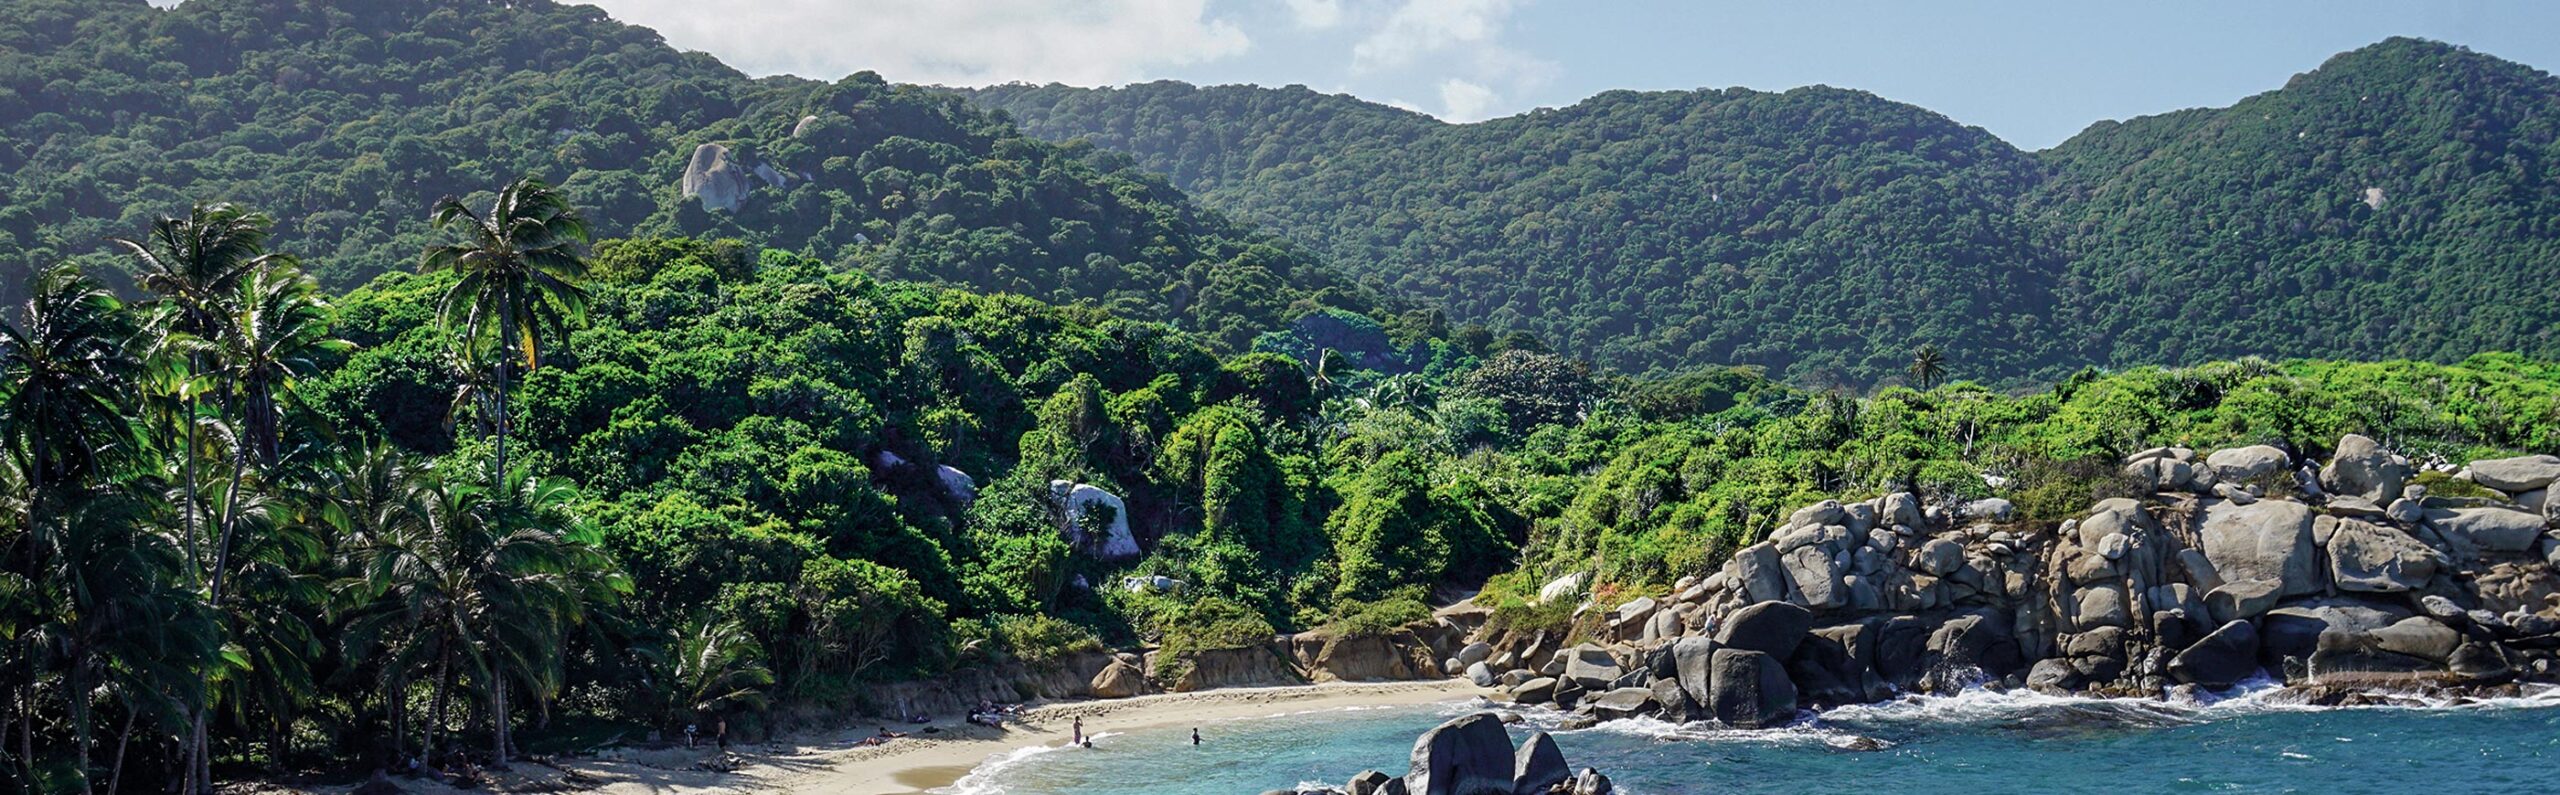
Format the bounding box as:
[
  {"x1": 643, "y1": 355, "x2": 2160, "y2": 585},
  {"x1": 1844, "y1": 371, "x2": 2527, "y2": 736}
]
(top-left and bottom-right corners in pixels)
[
  {"x1": 1191, "y1": 728, "x2": 1201, "y2": 746},
  {"x1": 1072, "y1": 717, "x2": 1083, "y2": 745}
]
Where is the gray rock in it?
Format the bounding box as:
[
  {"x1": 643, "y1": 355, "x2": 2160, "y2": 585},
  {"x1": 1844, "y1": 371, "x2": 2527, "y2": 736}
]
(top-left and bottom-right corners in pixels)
[
  {"x1": 1731, "y1": 542, "x2": 1790, "y2": 603},
  {"x1": 1781, "y1": 545, "x2": 1846, "y2": 609},
  {"x1": 2464, "y1": 454, "x2": 2560, "y2": 493},
  {"x1": 2325, "y1": 519, "x2": 2442, "y2": 593},
  {"x1": 2320, "y1": 434, "x2": 2410, "y2": 503},
  {"x1": 1581, "y1": 687, "x2": 1659, "y2": 719},
  {"x1": 1511, "y1": 732, "x2": 1568, "y2": 795},
  {"x1": 1608, "y1": 597, "x2": 1659, "y2": 636},
  {"x1": 2125, "y1": 456, "x2": 2196, "y2": 493},
  {"x1": 2368, "y1": 617, "x2": 2462, "y2": 663},
  {"x1": 1052, "y1": 480, "x2": 1141, "y2": 559},
  {"x1": 1404, "y1": 713, "x2": 1514, "y2": 795},
  {"x1": 1561, "y1": 646, "x2": 1622, "y2": 690},
  {"x1": 1508, "y1": 678, "x2": 1556, "y2": 706},
  {"x1": 2074, "y1": 584, "x2": 2130, "y2": 629},
  {"x1": 2198, "y1": 499, "x2": 2319, "y2": 597},
  {"x1": 2201, "y1": 580, "x2": 2283, "y2": 628},
  {"x1": 1714, "y1": 601, "x2": 1815, "y2": 659},
  {"x1": 1466, "y1": 661, "x2": 1497, "y2": 688},
  {"x1": 1349, "y1": 770, "x2": 1395, "y2": 795},
  {"x1": 1707, "y1": 648, "x2": 1796, "y2": 729},
  {"x1": 2448, "y1": 642, "x2": 2515, "y2": 682},
  {"x1": 679, "y1": 142, "x2": 753, "y2": 212},
  {"x1": 1458, "y1": 642, "x2": 1494, "y2": 667},
  {"x1": 1671, "y1": 637, "x2": 1716, "y2": 708},
  {"x1": 1961, "y1": 498, "x2": 2016, "y2": 522},
  {"x1": 2386, "y1": 497, "x2": 2426, "y2": 524},
  {"x1": 2207, "y1": 445, "x2": 2292, "y2": 484},
  {"x1": 2423, "y1": 507, "x2": 2548, "y2": 552},
  {"x1": 2260, "y1": 602, "x2": 2411, "y2": 666},
  {"x1": 2169, "y1": 620, "x2": 2261, "y2": 688},
  {"x1": 1915, "y1": 538, "x2": 1966, "y2": 576},
  {"x1": 1571, "y1": 768, "x2": 1614, "y2": 795},
  {"x1": 1789, "y1": 500, "x2": 1846, "y2": 529},
  {"x1": 1875, "y1": 493, "x2": 1927, "y2": 533}
]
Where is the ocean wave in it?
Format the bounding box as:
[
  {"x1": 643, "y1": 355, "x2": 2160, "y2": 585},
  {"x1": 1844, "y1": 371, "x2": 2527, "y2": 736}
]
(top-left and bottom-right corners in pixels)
[{"x1": 1814, "y1": 679, "x2": 2560, "y2": 732}]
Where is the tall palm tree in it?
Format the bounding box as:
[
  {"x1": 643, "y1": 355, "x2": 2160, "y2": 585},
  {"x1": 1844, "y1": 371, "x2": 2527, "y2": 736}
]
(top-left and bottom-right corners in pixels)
[
  {"x1": 1908, "y1": 344, "x2": 1948, "y2": 390},
  {"x1": 662, "y1": 619, "x2": 772, "y2": 730},
  {"x1": 420, "y1": 178, "x2": 592, "y2": 481},
  {"x1": 340, "y1": 462, "x2": 619, "y2": 770},
  {"x1": 113, "y1": 204, "x2": 282, "y2": 573},
  {"x1": 0, "y1": 265, "x2": 139, "y2": 535}
]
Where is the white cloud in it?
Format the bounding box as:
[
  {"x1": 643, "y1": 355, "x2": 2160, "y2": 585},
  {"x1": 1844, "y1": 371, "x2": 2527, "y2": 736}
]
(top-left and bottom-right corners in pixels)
[
  {"x1": 1436, "y1": 78, "x2": 1496, "y2": 122},
  {"x1": 1351, "y1": 0, "x2": 1519, "y2": 72},
  {"x1": 1282, "y1": 0, "x2": 1345, "y2": 29},
  {"x1": 585, "y1": 0, "x2": 1250, "y2": 86}
]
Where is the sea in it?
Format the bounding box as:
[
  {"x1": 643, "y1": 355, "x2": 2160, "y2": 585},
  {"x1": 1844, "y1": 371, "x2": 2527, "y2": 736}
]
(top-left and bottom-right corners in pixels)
[{"x1": 945, "y1": 684, "x2": 2560, "y2": 794}]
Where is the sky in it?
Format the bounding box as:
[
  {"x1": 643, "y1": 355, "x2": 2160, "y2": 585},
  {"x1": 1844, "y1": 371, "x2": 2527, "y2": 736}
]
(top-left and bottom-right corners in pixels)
[{"x1": 560, "y1": 0, "x2": 2560, "y2": 149}]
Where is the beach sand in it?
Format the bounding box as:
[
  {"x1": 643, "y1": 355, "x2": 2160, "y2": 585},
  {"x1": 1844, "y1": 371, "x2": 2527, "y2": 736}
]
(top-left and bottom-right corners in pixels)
[{"x1": 346, "y1": 679, "x2": 1483, "y2": 795}]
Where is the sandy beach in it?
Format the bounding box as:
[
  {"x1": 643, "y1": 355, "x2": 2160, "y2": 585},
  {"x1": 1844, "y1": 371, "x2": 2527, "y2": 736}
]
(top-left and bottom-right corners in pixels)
[{"x1": 345, "y1": 679, "x2": 1483, "y2": 795}]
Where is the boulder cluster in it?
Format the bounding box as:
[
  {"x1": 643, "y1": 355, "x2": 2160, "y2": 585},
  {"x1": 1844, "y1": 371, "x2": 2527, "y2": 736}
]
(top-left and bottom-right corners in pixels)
[
  {"x1": 1269, "y1": 713, "x2": 1613, "y2": 795},
  {"x1": 1464, "y1": 435, "x2": 2560, "y2": 726}
]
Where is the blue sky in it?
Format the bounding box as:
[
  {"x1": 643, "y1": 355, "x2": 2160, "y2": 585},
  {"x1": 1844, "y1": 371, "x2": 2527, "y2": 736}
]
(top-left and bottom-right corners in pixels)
[{"x1": 578, "y1": 0, "x2": 2560, "y2": 149}]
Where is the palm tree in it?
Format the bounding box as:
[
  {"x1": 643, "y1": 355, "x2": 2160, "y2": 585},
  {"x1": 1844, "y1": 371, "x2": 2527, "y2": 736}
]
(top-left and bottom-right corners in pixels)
[
  {"x1": 1908, "y1": 344, "x2": 1948, "y2": 390},
  {"x1": 420, "y1": 178, "x2": 592, "y2": 481},
  {"x1": 0, "y1": 265, "x2": 139, "y2": 536},
  {"x1": 113, "y1": 203, "x2": 282, "y2": 575},
  {"x1": 340, "y1": 462, "x2": 619, "y2": 770},
  {"x1": 663, "y1": 619, "x2": 772, "y2": 730}
]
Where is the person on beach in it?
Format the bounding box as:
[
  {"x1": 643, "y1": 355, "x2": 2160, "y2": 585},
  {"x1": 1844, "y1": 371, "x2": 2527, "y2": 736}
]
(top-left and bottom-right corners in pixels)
[
  {"x1": 684, "y1": 722, "x2": 698, "y2": 748},
  {"x1": 1072, "y1": 717, "x2": 1083, "y2": 745},
  {"x1": 715, "y1": 718, "x2": 728, "y2": 750},
  {"x1": 1191, "y1": 728, "x2": 1201, "y2": 746}
]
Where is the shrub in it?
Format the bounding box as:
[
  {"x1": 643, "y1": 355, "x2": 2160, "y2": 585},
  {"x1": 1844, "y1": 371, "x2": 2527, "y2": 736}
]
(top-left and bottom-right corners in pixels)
[{"x1": 992, "y1": 613, "x2": 1103, "y2": 665}]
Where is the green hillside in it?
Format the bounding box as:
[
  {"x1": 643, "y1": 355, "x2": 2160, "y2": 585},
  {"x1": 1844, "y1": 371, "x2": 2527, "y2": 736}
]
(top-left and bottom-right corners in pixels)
[
  {"x1": 967, "y1": 38, "x2": 2560, "y2": 384},
  {"x1": 0, "y1": 0, "x2": 1375, "y2": 348}
]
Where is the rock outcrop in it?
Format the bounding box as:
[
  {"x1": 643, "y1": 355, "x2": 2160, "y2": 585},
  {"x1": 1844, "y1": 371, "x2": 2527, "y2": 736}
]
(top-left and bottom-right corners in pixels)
[
  {"x1": 1050, "y1": 480, "x2": 1140, "y2": 559},
  {"x1": 679, "y1": 143, "x2": 753, "y2": 212},
  {"x1": 1463, "y1": 436, "x2": 2560, "y2": 729},
  {"x1": 1282, "y1": 713, "x2": 1618, "y2": 795}
]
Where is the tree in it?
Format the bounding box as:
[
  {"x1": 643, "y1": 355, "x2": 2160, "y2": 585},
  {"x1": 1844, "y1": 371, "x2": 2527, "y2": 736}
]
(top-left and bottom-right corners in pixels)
[
  {"x1": 113, "y1": 203, "x2": 284, "y2": 570},
  {"x1": 0, "y1": 265, "x2": 139, "y2": 536},
  {"x1": 662, "y1": 619, "x2": 772, "y2": 727},
  {"x1": 421, "y1": 177, "x2": 593, "y2": 480},
  {"x1": 1909, "y1": 344, "x2": 1948, "y2": 390}
]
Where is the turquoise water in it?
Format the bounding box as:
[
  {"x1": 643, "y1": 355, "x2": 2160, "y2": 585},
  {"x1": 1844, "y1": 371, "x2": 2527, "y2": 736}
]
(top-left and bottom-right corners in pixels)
[{"x1": 951, "y1": 687, "x2": 2560, "y2": 794}]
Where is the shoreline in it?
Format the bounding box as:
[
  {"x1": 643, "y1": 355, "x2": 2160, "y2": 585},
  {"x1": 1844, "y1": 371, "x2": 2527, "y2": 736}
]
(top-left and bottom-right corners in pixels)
[{"x1": 341, "y1": 679, "x2": 1485, "y2": 795}]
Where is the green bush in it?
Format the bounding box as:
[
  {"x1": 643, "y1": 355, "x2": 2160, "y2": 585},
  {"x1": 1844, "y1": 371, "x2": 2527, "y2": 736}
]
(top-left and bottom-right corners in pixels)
[{"x1": 992, "y1": 614, "x2": 1103, "y2": 665}]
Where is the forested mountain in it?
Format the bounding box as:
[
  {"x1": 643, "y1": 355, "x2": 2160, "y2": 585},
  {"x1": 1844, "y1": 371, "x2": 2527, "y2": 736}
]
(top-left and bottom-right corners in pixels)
[
  {"x1": 967, "y1": 38, "x2": 2560, "y2": 384},
  {"x1": 0, "y1": 0, "x2": 1378, "y2": 348}
]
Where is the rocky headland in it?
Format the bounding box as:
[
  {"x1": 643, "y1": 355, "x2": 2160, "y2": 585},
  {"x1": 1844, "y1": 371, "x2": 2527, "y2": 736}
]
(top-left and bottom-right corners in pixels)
[{"x1": 1459, "y1": 435, "x2": 2560, "y2": 729}]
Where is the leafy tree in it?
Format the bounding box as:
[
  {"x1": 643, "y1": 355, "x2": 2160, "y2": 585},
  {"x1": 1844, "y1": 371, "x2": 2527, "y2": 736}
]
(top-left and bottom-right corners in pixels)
[{"x1": 422, "y1": 177, "x2": 593, "y2": 485}]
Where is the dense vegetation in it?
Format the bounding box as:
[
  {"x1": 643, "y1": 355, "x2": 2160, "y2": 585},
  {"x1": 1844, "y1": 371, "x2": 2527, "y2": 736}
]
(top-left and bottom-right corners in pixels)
[
  {"x1": 8, "y1": 3, "x2": 2560, "y2": 791},
  {"x1": 0, "y1": 0, "x2": 1379, "y2": 349},
  {"x1": 971, "y1": 37, "x2": 2560, "y2": 384}
]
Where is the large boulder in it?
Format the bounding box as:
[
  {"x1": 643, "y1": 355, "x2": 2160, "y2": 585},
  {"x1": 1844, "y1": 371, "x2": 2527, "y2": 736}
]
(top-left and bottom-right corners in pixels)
[
  {"x1": 1560, "y1": 646, "x2": 1623, "y2": 690},
  {"x1": 2319, "y1": 435, "x2": 2409, "y2": 503},
  {"x1": 1508, "y1": 678, "x2": 1557, "y2": 706},
  {"x1": 1730, "y1": 543, "x2": 1790, "y2": 603},
  {"x1": 1921, "y1": 611, "x2": 2020, "y2": 689},
  {"x1": 1512, "y1": 732, "x2": 1568, "y2": 795},
  {"x1": 1671, "y1": 637, "x2": 1716, "y2": 708},
  {"x1": 2126, "y1": 456, "x2": 2198, "y2": 493},
  {"x1": 2168, "y1": 620, "x2": 2260, "y2": 688},
  {"x1": 1349, "y1": 770, "x2": 1397, "y2": 795},
  {"x1": 2423, "y1": 507, "x2": 2548, "y2": 553},
  {"x1": 1915, "y1": 538, "x2": 1966, "y2": 576},
  {"x1": 678, "y1": 142, "x2": 753, "y2": 212},
  {"x1": 936, "y1": 465, "x2": 977, "y2": 506},
  {"x1": 2198, "y1": 499, "x2": 2319, "y2": 597},
  {"x1": 2325, "y1": 519, "x2": 2442, "y2": 592},
  {"x1": 1707, "y1": 648, "x2": 1796, "y2": 729},
  {"x1": 1051, "y1": 480, "x2": 1140, "y2": 559},
  {"x1": 1875, "y1": 492, "x2": 1927, "y2": 532},
  {"x1": 2464, "y1": 454, "x2": 2560, "y2": 494},
  {"x1": 1581, "y1": 687, "x2": 1659, "y2": 720},
  {"x1": 1714, "y1": 601, "x2": 1815, "y2": 658},
  {"x1": 2206, "y1": 445, "x2": 2291, "y2": 484},
  {"x1": 1089, "y1": 659, "x2": 1146, "y2": 699},
  {"x1": 2258, "y1": 602, "x2": 2409, "y2": 670},
  {"x1": 1780, "y1": 545, "x2": 1846, "y2": 609},
  {"x1": 1405, "y1": 713, "x2": 1515, "y2": 795}
]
